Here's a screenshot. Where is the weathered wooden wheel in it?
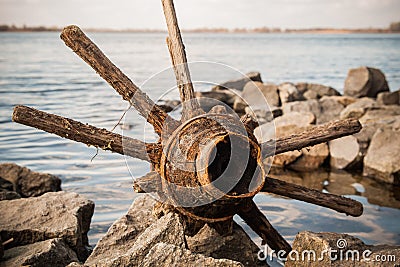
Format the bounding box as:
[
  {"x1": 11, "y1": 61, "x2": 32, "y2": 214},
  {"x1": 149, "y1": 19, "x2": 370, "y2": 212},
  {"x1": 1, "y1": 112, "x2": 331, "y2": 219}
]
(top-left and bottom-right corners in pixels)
[{"x1": 12, "y1": 0, "x2": 364, "y2": 257}]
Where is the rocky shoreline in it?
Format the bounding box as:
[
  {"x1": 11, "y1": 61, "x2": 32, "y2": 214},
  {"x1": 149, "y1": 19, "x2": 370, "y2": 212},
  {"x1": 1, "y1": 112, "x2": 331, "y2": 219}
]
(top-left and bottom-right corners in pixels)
[
  {"x1": 177, "y1": 66, "x2": 399, "y2": 185},
  {"x1": 1, "y1": 66, "x2": 400, "y2": 266}
]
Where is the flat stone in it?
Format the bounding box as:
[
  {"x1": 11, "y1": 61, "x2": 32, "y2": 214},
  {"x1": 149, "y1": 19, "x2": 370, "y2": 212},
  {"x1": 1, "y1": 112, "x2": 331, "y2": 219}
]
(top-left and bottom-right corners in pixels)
[
  {"x1": 88, "y1": 213, "x2": 185, "y2": 266},
  {"x1": 377, "y1": 90, "x2": 400, "y2": 105},
  {"x1": 0, "y1": 163, "x2": 61, "y2": 197},
  {"x1": 278, "y1": 82, "x2": 304, "y2": 104},
  {"x1": 329, "y1": 135, "x2": 362, "y2": 170},
  {"x1": 0, "y1": 191, "x2": 94, "y2": 261},
  {"x1": 85, "y1": 195, "x2": 157, "y2": 265},
  {"x1": 344, "y1": 66, "x2": 389, "y2": 98},
  {"x1": 142, "y1": 242, "x2": 244, "y2": 267},
  {"x1": 0, "y1": 238, "x2": 78, "y2": 267},
  {"x1": 363, "y1": 126, "x2": 400, "y2": 185},
  {"x1": 186, "y1": 222, "x2": 265, "y2": 266},
  {"x1": 212, "y1": 72, "x2": 262, "y2": 91},
  {"x1": 274, "y1": 111, "x2": 316, "y2": 128}
]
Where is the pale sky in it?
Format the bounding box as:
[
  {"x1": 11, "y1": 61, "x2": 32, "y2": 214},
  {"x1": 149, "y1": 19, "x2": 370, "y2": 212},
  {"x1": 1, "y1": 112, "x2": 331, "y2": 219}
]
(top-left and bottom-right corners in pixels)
[{"x1": 0, "y1": 0, "x2": 399, "y2": 30}]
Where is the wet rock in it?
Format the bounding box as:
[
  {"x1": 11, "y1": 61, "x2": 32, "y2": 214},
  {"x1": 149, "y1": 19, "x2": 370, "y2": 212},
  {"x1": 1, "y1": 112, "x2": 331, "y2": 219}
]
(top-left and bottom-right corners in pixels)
[
  {"x1": 186, "y1": 222, "x2": 265, "y2": 266},
  {"x1": 297, "y1": 83, "x2": 341, "y2": 100},
  {"x1": 142, "y1": 242, "x2": 244, "y2": 267},
  {"x1": 0, "y1": 163, "x2": 61, "y2": 197},
  {"x1": 289, "y1": 143, "x2": 329, "y2": 171},
  {"x1": 344, "y1": 66, "x2": 389, "y2": 98},
  {"x1": 1, "y1": 238, "x2": 78, "y2": 267},
  {"x1": 318, "y1": 96, "x2": 345, "y2": 124},
  {"x1": 242, "y1": 81, "x2": 280, "y2": 107},
  {"x1": 285, "y1": 231, "x2": 400, "y2": 267},
  {"x1": 85, "y1": 195, "x2": 157, "y2": 265},
  {"x1": 0, "y1": 236, "x2": 3, "y2": 260},
  {"x1": 0, "y1": 191, "x2": 94, "y2": 261},
  {"x1": 212, "y1": 72, "x2": 262, "y2": 91},
  {"x1": 278, "y1": 83, "x2": 304, "y2": 104},
  {"x1": 377, "y1": 90, "x2": 400, "y2": 105},
  {"x1": 274, "y1": 112, "x2": 315, "y2": 127},
  {"x1": 340, "y1": 97, "x2": 377, "y2": 120},
  {"x1": 88, "y1": 213, "x2": 185, "y2": 267},
  {"x1": 329, "y1": 135, "x2": 362, "y2": 170},
  {"x1": 363, "y1": 126, "x2": 400, "y2": 185}
]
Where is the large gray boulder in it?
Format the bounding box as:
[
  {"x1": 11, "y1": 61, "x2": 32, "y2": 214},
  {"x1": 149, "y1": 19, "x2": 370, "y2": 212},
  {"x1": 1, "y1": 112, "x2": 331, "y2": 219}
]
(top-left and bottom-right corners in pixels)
[
  {"x1": 212, "y1": 72, "x2": 262, "y2": 91},
  {"x1": 85, "y1": 195, "x2": 158, "y2": 265},
  {"x1": 186, "y1": 223, "x2": 265, "y2": 266},
  {"x1": 344, "y1": 66, "x2": 389, "y2": 98},
  {"x1": 0, "y1": 163, "x2": 61, "y2": 197},
  {"x1": 88, "y1": 212, "x2": 185, "y2": 267},
  {"x1": 1, "y1": 238, "x2": 78, "y2": 267},
  {"x1": 329, "y1": 135, "x2": 362, "y2": 170},
  {"x1": 363, "y1": 126, "x2": 400, "y2": 185},
  {"x1": 142, "y1": 242, "x2": 243, "y2": 267},
  {"x1": 0, "y1": 191, "x2": 94, "y2": 261},
  {"x1": 285, "y1": 231, "x2": 400, "y2": 267}
]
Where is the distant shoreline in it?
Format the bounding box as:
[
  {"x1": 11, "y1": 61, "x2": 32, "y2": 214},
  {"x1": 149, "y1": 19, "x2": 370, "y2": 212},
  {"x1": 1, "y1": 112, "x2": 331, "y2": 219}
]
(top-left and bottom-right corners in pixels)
[{"x1": 1, "y1": 25, "x2": 399, "y2": 34}]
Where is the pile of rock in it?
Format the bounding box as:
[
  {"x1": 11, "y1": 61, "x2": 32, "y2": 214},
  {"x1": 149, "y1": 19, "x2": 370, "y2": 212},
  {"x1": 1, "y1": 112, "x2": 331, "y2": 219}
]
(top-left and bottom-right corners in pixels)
[
  {"x1": 0, "y1": 163, "x2": 264, "y2": 266},
  {"x1": 183, "y1": 67, "x2": 399, "y2": 185},
  {"x1": 0, "y1": 163, "x2": 95, "y2": 266},
  {"x1": 77, "y1": 195, "x2": 263, "y2": 267}
]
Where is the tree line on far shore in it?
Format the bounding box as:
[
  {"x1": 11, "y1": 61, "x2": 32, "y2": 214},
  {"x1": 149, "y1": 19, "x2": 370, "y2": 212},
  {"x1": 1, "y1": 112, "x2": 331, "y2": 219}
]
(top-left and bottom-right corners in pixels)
[{"x1": 1, "y1": 22, "x2": 400, "y2": 33}]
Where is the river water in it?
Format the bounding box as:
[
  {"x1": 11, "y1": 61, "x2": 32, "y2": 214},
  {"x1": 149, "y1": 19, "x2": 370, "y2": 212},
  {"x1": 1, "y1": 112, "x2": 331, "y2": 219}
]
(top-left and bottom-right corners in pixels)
[{"x1": 1, "y1": 32, "x2": 400, "y2": 248}]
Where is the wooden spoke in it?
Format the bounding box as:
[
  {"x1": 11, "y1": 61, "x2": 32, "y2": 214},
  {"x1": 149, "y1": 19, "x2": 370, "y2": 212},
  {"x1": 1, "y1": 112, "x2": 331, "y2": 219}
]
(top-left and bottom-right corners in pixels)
[
  {"x1": 162, "y1": 0, "x2": 204, "y2": 121},
  {"x1": 12, "y1": 105, "x2": 161, "y2": 164},
  {"x1": 262, "y1": 118, "x2": 362, "y2": 158},
  {"x1": 262, "y1": 176, "x2": 363, "y2": 217},
  {"x1": 60, "y1": 25, "x2": 179, "y2": 136},
  {"x1": 238, "y1": 200, "x2": 292, "y2": 256}
]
